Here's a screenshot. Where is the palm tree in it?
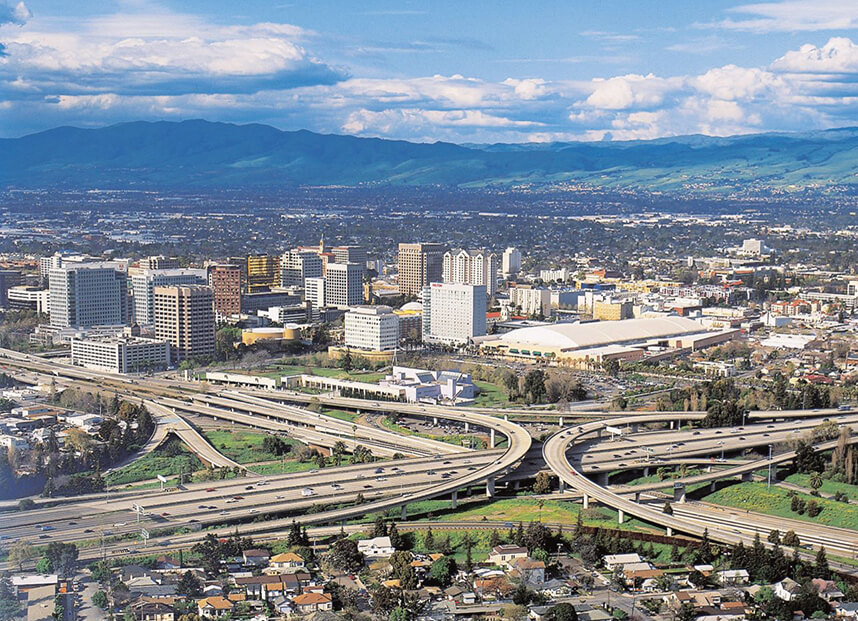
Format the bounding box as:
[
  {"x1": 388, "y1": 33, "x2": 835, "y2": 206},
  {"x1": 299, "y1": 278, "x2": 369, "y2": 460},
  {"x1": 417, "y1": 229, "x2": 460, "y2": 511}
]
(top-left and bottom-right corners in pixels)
[
  {"x1": 332, "y1": 441, "x2": 347, "y2": 466},
  {"x1": 809, "y1": 472, "x2": 823, "y2": 491}
]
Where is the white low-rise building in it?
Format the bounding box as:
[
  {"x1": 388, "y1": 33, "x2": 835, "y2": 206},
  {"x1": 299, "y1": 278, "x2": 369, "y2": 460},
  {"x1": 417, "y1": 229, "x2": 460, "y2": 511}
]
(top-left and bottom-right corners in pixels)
[
  {"x1": 0, "y1": 434, "x2": 29, "y2": 450},
  {"x1": 71, "y1": 335, "x2": 171, "y2": 374},
  {"x1": 357, "y1": 536, "x2": 395, "y2": 559}
]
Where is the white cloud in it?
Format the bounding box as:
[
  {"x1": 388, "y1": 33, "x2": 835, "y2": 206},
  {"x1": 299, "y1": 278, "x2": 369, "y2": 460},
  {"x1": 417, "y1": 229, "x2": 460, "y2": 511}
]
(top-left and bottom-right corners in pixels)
[
  {"x1": 0, "y1": 9, "x2": 344, "y2": 96},
  {"x1": 0, "y1": 0, "x2": 29, "y2": 26},
  {"x1": 772, "y1": 37, "x2": 858, "y2": 73},
  {"x1": 342, "y1": 108, "x2": 543, "y2": 135},
  {"x1": 693, "y1": 65, "x2": 783, "y2": 100},
  {"x1": 584, "y1": 74, "x2": 681, "y2": 110},
  {"x1": 714, "y1": 0, "x2": 858, "y2": 33}
]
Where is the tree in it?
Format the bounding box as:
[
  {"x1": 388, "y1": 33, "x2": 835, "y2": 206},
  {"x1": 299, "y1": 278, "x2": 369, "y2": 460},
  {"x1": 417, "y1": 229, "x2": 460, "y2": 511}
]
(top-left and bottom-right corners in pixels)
[
  {"x1": 91, "y1": 590, "x2": 108, "y2": 610},
  {"x1": 341, "y1": 348, "x2": 353, "y2": 372},
  {"x1": 502, "y1": 604, "x2": 528, "y2": 621},
  {"x1": 388, "y1": 523, "x2": 403, "y2": 550},
  {"x1": 546, "y1": 603, "x2": 578, "y2": 621},
  {"x1": 663, "y1": 501, "x2": 673, "y2": 515},
  {"x1": 176, "y1": 571, "x2": 203, "y2": 597},
  {"x1": 523, "y1": 370, "x2": 546, "y2": 404},
  {"x1": 814, "y1": 547, "x2": 830, "y2": 579},
  {"x1": 424, "y1": 527, "x2": 435, "y2": 551},
  {"x1": 325, "y1": 539, "x2": 364, "y2": 574},
  {"x1": 373, "y1": 516, "x2": 389, "y2": 538},
  {"x1": 533, "y1": 472, "x2": 552, "y2": 495},
  {"x1": 44, "y1": 542, "x2": 78, "y2": 577},
  {"x1": 35, "y1": 558, "x2": 52, "y2": 574},
  {"x1": 512, "y1": 583, "x2": 532, "y2": 606},
  {"x1": 809, "y1": 472, "x2": 823, "y2": 491},
  {"x1": 677, "y1": 602, "x2": 697, "y2": 621},
  {"x1": 783, "y1": 531, "x2": 801, "y2": 548},
  {"x1": 371, "y1": 586, "x2": 399, "y2": 617},
  {"x1": 767, "y1": 530, "x2": 781, "y2": 545},
  {"x1": 429, "y1": 556, "x2": 457, "y2": 587},
  {"x1": 0, "y1": 575, "x2": 21, "y2": 621},
  {"x1": 192, "y1": 534, "x2": 224, "y2": 576},
  {"x1": 601, "y1": 359, "x2": 620, "y2": 378},
  {"x1": 332, "y1": 441, "x2": 347, "y2": 465},
  {"x1": 8, "y1": 540, "x2": 34, "y2": 571},
  {"x1": 390, "y1": 551, "x2": 418, "y2": 590}
]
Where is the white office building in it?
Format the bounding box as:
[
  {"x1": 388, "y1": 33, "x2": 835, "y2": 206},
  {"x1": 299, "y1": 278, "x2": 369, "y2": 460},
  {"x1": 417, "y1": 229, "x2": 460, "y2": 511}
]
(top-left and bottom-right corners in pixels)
[
  {"x1": 502, "y1": 247, "x2": 522, "y2": 277},
  {"x1": 325, "y1": 262, "x2": 363, "y2": 308},
  {"x1": 281, "y1": 250, "x2": 324, "y2": 287},
  {"x1": 49, "y1": 262, "x2": 129, "y2": 328},
  {"x1": 509, "y1": 285, "x2": 551, "y2": 317},
  {"x1": 423, "y1": 282, "x2": 486, "y2": 346},
  {"x1": 305, "y1": 277, "x2": 325, "y2": 308},
  {"x1": 71, "y1": 335, "x2": 171, "y2": 374},
  {"x1": 131, "y1": 268, "x2": 207, "y2": 325},
  {"x1": 344, "y1": 306, "x2": 399, "y2": 352},
  {"x1": 442, "y1": 248, "x2": 498, "y2": 295}
]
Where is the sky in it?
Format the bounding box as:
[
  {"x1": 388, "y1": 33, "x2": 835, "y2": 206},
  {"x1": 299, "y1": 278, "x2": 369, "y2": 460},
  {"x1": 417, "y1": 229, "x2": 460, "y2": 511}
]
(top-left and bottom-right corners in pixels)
[{"x1": 2, "y1": 0, "x2": 858, "y2": 142}]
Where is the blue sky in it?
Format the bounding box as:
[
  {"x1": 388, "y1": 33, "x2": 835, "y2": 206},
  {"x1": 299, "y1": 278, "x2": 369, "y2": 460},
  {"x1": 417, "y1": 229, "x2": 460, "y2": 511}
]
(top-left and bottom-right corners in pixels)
[{"x1": 3, "y1": 0, "x2": 858, "y2": 142}]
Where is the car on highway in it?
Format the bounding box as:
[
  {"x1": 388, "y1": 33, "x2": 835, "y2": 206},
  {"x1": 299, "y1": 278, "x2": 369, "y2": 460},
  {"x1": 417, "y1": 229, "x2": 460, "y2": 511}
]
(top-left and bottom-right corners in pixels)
[
  {"x1": 376, "y1": 476, "x2": 387, "y2": 481},
  {"x1": 301, "y1": 488, "x2": 315, "y2": 496},
  {"x1": 113, "y1": 522, "x2": 127, "y2": 527},
  {"x1": 40, "y1": 525, "x2": 53, "y2": 531},
  {"x1": 245, "y1": 485, "x2": 254, "y2": 490},
  {"x1": 427, "y1": 470, "x2": 436, "y2": 475},
  {"x1": 206, "y1": 488, "x2": 216, "y2": 492},
  {"x1": 83, "y1": 529, "x2": 94, "y2": 533}
]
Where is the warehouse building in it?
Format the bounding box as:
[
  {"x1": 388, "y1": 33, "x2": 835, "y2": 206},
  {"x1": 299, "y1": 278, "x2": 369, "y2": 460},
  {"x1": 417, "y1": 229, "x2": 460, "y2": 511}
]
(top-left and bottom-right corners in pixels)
[{"x1": 477, "y1": 316, "x2": 739, "y2": 367}]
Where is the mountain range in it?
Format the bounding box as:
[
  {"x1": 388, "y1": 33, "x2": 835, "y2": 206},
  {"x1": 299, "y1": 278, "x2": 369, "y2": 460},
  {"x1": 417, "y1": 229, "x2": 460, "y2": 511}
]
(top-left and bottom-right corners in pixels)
[{"x1": 3, "y1": 119, "x2": 858, "y2": 193}]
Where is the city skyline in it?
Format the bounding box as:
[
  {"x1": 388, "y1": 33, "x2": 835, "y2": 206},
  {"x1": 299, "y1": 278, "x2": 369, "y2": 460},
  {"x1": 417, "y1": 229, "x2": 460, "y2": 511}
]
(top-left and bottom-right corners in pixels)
[{"x1": 3, "y1": 0, "x2": 858, "y2": 142}]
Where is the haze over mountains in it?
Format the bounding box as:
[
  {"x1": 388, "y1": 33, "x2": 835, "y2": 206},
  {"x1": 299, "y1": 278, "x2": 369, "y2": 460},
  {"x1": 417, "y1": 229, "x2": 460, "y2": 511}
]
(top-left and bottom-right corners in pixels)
[{"x1": 3, "y1": 119, "x2": 858, "y2": 194}]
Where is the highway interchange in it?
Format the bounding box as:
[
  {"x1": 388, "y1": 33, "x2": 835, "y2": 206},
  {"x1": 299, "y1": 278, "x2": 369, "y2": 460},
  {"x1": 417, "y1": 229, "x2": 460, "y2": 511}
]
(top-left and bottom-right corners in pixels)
[{"x1": 1, "y1": 347, "x2": 857, "y2": 573}]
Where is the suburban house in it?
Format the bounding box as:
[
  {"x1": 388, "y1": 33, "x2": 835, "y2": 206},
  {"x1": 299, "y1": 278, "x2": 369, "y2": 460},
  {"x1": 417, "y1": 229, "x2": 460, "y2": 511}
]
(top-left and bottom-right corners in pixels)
[
  {"x1": 242, "y1": 549, "x2": 271, "y2": 567},
  {"x1": 292, "y1": 592, "x2": 333, "y2": 614},
  {"x1": 130, "y1": 597, "x2": 176, "y2": 621},
  {"x1": 603, "y1": 554, "x2": 644, "y2": 571},
  {"x1": 775, "y1": 578, "x2": 802, "y2": 602},
  {"x1": 357, "y1": 536, "x2": 395, "y2": 559},
  {"x1": 716, "y1": 569, "x2": 750, "y2": 586},
  {"x1": 197, "y1": 596, "x2": 234, "y2": 618},
  {"x1": 487, "y1": 545, "x2": 529, "y2": 568},
  {"x1": 510, "y1": 557, "x2": 546, "y2": 586},
  {"x1": 268, "y1": 552, "x2": 305, "y2": 573},
  {"x1": 812, "y1": 579, "x2": 845, "y2": 602}
]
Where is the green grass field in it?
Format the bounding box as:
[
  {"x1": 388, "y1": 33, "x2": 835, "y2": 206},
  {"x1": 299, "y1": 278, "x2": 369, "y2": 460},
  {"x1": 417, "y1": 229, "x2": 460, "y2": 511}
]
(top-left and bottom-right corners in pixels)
[
  {"x1": 323, "y1": 408, "x2": 360, "y2": 423},
  {"x1": 785, "y1": 473, "x2": 858, "y2": 500},
  {"x1": 252, "y1": 461, "x2": 320, "y2": 475},
  {"x1": 106, "y1": 443, "x2": 202, "y2": 486},
  {"x1": 470, "y1": 380, "x2": 511, "y2": 407},
  {"x1": 202, "y1": 429, "x2": 303, "y2": 464},
  {"x1": 702, "y1": 482, "x2": 858, "y2": 531}
]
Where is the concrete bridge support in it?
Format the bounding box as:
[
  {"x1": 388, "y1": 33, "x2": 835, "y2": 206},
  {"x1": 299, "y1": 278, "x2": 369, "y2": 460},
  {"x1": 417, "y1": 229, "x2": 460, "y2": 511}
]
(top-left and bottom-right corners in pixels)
[
  {"x1": 618, "y1": 509, "x2": 625, "y2": 524},
  {"x1": 673, "y1": 483, "x2": 687, "y2": 503},
  {"x1": 667, "y1": 527, "x2": 673, "y2": 537},
  {"x1": 643, "y1": 467, "x2": 650, "y2": 477},
  {"x1": 559, "y1": 479, "x2": 566, "y2": 493},
  {"x1": 595, "y1": 472, "x2": 609, "y2": 486},
  {"x1": 559, "y1": 417, "x2": 564, "y2": 427},
  {"x1": 486, "y1": 477, "x2": 496, "y2": 498},
  {"x1": 433, "y1": 417, "x2": 438, "y2": 426},
  {"x1": 634, "y1": 492, "x2": 641, "y2": 503},
  {"x1": 451, "y1": 490, "x2": 458, "y2": 509},
  {"x1": 401, "y1": 505, "x2": 407, "y2": 521},
  {"x1": 582, "y1": 493, "x2": 589, "y2": 509},
  {"x1": 490, "y1": 429, "x2": 496, "y2": 448},
  {"x1": 464, "y1": 422, "x2": 470, "y2": 433}
]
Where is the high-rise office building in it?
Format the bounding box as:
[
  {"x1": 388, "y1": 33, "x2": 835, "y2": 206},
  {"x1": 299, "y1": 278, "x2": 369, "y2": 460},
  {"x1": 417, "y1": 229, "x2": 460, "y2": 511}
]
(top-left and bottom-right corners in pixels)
[
  {"x1": 131, "y1": 268, "x2": 207, "y2": 325},
  {"x1": 208, "y1": 264, "x2": 243, "y2": 319},
  {"x1": 502, "y1": 247, "x2": 522, "y2": 277},
  {"x1": 280, "y1": 250, "x2": 324, "y2": 287},
  {"x1": 246, "y1": 255, "x2": 280, "y2": 293},
  {"x1": 143, "y1": 256, "x2": 180, "y2": 270},
  {"x1": 442, "y1": 248, "x2": 498, "y2": 295},
  {"x1": 154, "y1": 285, "x2": 215, "y2": 363},
  {"x1": 49, "y1": 263, "x2": 129, "y2": 328},
  {"x1": 304, "y1": 277, "x2": 325, "y2": 309},
  {"x1": 39, "y1": 253, "x2": 63, "y2": 286},
  {"x1": 0, "y1": 270, "x2": 22, "y2": 308},
  {"x1": 397, "y1": 242, "x2": 445, "y2": 297},
  {"x1": 344, "y1": 306, "x2": 399, "y2": 352},
  {"x1": 325, "y1": 263, "x2": 363, "y2": 308},
  {"x1": 332, "y1": 246, "x2": 368, "y2": 268},
  {"x1": 423, "y1": 282, "x2": 486, "y2": 346}
]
